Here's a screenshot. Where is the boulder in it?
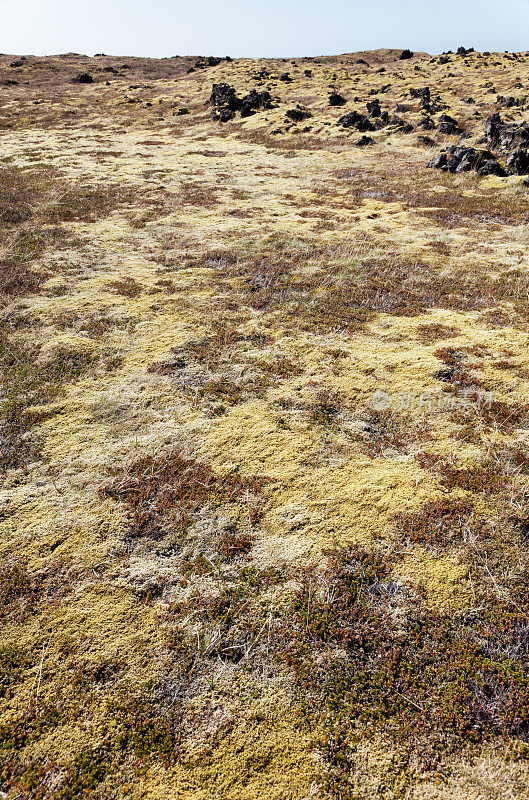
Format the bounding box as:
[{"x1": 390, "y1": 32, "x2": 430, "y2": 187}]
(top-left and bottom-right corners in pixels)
[
  {"x1": 366, "y1": 99, "x2": 381, "y2": 117},
  {"x1": 329, "y1": 91, "x2": 346, "y2": 106},
  {"x1": 73, "y1": 73, "x2": 93, "y2": 84},
  {"x1": 399, "y1": 49, "x2": 414, "y2": 60},
  {"x1": 418, "y1": 116, "x2": 435, "y2": 130},
  {"x1": 506, "y1": 148, "x2": 529, "y2": 174},
  {"x1": 337, "y1": 110, "x2": 374, "y2": 131},
  {"x1": 286, "y1": 106, "x2": 311, "y2": 122},
  {"x1": 355, "y1": 135, "x2": 374, "y2": 146},
  {"x1": 437, "y1": 113, "x2": 461, "y2": 134}
]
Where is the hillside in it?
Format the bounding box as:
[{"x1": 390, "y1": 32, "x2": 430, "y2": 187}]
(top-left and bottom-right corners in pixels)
[{"x1": 2, "y1": 46, "x2": 529, "y2": 799}]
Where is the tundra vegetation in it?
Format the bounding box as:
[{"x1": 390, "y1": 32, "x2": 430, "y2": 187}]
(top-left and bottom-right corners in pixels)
[{"x1": 2, "y1": 46, "x2": 529, "y2": 799}]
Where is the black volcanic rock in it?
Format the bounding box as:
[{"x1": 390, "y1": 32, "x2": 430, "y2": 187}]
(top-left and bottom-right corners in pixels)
[
  {"x1": 484, "y1": 112, "x2": 529, "y2": 149},
  {"x1": 337, "y1": 110, "x2": 374, "y2": 131},
  {"x1": 418, "y1": 116, "x2": 435, "y2": 130},
  {"x1": 410, "y1": 86, "x2": 431, "y2": 110},
  {"x1": 399, "y1": 49, "x2": 414, "y2": 60},
  {"x1": 437, "y1": 113, "x2": 462, "y2": 134},
  {"x1": 329, "y1": 91, "x2": 346, "y2": 106},
  {"x1": 456, "y1": 46, "x2": 475, "y2": 55},
  {"x1": 73, "y1": 73, "x2": 93, "y2": 84},
  {"x1": 210, "y1": 83, "x2": 272, "y2": 121},
  {"x1": 355, "y1": 135, "x2": 374, "y2": 146},
  {"x1": 506, "y1": 148, "x2": 529, "y2": 174},
  {"x1": 286, "y1": 106, "x2": 311, "y2": 121},
  {"x1": 366, "y1": 99, "x2": 381, "y2": 117},
  {"x1": 428, "y1": 145, "x2": 507, "y2": 176}
]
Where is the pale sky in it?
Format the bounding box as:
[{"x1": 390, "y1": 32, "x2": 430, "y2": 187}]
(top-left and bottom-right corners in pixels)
[{"x1": 2, "y1": 0, "x2": 529, "y2": 58}]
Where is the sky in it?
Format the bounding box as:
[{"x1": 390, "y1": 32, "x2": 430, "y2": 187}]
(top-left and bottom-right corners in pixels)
[{"x1": 2, "y1": 0, "x2": 529, "y2": 58}]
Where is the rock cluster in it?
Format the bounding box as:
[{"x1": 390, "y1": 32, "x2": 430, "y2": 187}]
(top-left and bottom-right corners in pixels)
[
  {"x1": 338, "y1": 102, "x2": 413, "y2": 134},
  {"x1": 210, "y1": 83, "x2": 272, "y2": 122},
  {"x1": 428, "y1": 146, "x2": 507, "y2": 176}
]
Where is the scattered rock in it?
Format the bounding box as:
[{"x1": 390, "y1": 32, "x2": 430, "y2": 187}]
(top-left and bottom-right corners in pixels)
[
  {"x1": 437, "y1": 113, "x2": 462, "y2": 134},
  {"x1": 286, "y1": 106, "x2": 311, "y2": 122},
  {"x1": 175, "y1": 107, "x2": 189, "y2": 116},
  {"x1": 304, "y1": 69, "x2": 312, "y2": 77},
  {"x1": 496, "y1": 95, "x2": 520, "y2": 108},
  {"x1": 438, "y1": 56, "x2": 450, "y2": 65},
  {"x1": 418, "y1": 116, "x2": 435, "y2": 130},
  {"x1": 428, "y1": 145, "x2": 507, "y2": 176},
  {"x1": 72, "y1": 73, "x2": 93, "y2": 84},
  {"x1": 9, "y1": 60, "x2": 24, "y2": 68},
  {"x1": 280, "y1": 72, "x2": 292, "y2": 82},
  {"x1": 103, "y1": 66, "x2": 119, "y2": 74},
  {"x1": 399, "y1": 50, "x2": 414, "y2": 60},
  {"x1": 209, "y1": 83, "x2": 272, "y2": 121},
  {"x1": 457, "y1": 46, "x2": 475, "y2": 55},
  {"x1": 329, "y1": 91, "x2": 346, "y2": 106},
  {"x1": 417, "y1": 135, "x2": 436, "y2": 146},
  {"x1": 355, "y1": 135, "x2": 374, "y2": 146},
  {"x1": 356, "y1": 59, "x2": 370, "y2": 66},
  {"x1": 337, "y1": 110, "x2": 374, "y2": 131},
  {"x1": 366, "y1": 99, "x2": 381, "y2": 117}
]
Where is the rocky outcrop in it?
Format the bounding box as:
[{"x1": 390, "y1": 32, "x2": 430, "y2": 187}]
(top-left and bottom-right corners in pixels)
[
  {"x1": 428, "y1": 146, "x2": 507, "y2": 176},
  {"x1": 484, "y1": 113, "x2": 529, "y2": 150},
  {"x1": 210, "y1": 83, "x2": 272, "y2": 121},
  {"x1": 399, "y1": 50, "x2": 414, "y2": 60},
  {"x1": 338, "y1": 110, "x2": 374, "y2": 131}
]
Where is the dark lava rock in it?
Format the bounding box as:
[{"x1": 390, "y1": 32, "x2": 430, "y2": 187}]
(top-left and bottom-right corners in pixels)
[
  {"x1": 72, "y1": 73, "x2": 93, "y2": 84},
  {"x1": 329, "y1": 91, "x2": 346, "y2": 106},
  {"x1": 410, "y1": 86, "x2": 431, "y2": 109},
  {"x1": 484, "y1": 112, "x2": 529, "y2": 150},
  {"x1": 437, "y1": 113, "x2": 462, "y2": 134},
  {"x1": 240, "y1": 89, "x2": 272, "y2": 117},
  {"x1": 366, "y1": 99, "x2": 381, "y2": 117},
  {"x1": 418, "y1": 116, "x2": 435, "y2": 130},
  {"x1": 103, "y1": 66, "x2": 118, "y2": 74},
  {"x1": 418, "y1": 135, "x2": 436, "y2": 146},
  {"x1": 304, "y1": 69, "x2": 312, "y2": 77},
  {"x1": 497, "y1": 95, "x2": 520, "y2": 108},
  {"x1": 355, "y1": 135, "x2": 374, "y2": 146},
  {"x1": 175, "y1": 107, "x2": 189, "y2": 116},
  {"x1": 280, "y1": 72, "x2": 293, "y2": 82},
  {"x1": 506, "y1": 148, "x2": 529, "y2": 174},
  {"x1": 207, "y1": 56, "x2": 222, "y2": 67},
  {"x1": 399, "y1": 49, "x2": 414, "y2": 60},
  {"x1": 209, "y1": 83, "x2": 271, "y2": 121},
  {"x1": 428, "y1": 145, "x2": 507, "y2": 176},
  {"x1": 457, "y1": 46, "x2": 475, "y2": 55},
  {"x1": 210, "y1": 83, "x2": 240, "y2": 120},
  {"x1": 477, "y1": 159, "x2": 507, "y2": 176},
  {"x1": 286, "y1": 106, "x2": 311, "y2": 122},
  {"x1": 337, "y1": 110, "x2": 374, "y2": 131},
  {"x1": 9, "y1": 60, "x2": 24, "y2": 68},
  {"x1": 356, "y1": 59, "x2": 370, "y2": 66},
  {"x1": 438, "y1": 56, "x2": 450, "y2": 65}
]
